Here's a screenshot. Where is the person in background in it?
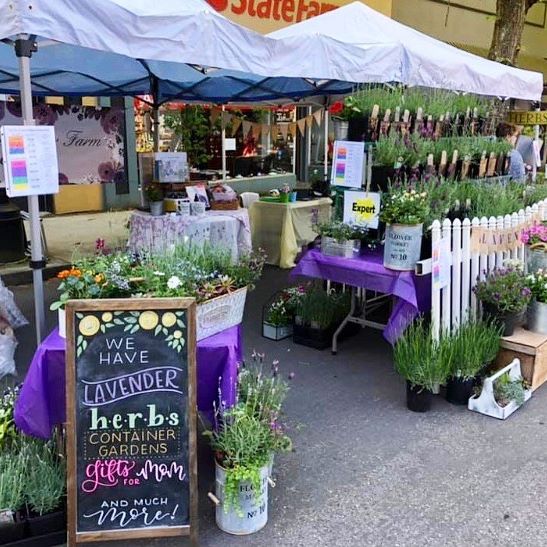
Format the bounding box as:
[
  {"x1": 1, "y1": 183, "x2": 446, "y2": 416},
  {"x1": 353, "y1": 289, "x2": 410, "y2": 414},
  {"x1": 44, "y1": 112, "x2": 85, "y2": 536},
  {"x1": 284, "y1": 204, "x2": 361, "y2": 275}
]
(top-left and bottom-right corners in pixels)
[
  {"x1": 496, "y1": 123, "x2": 525, "y2": 182},
  {"x1": 515, "y1": 125, "x2": 536, "y2": 169}
]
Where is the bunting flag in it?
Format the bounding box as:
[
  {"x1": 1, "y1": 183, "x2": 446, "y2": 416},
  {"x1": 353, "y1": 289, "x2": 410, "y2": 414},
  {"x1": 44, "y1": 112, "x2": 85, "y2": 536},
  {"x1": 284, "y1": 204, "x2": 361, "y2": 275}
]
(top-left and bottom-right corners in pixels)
[
  {"x1": 279, "y1": 123, "x2": 289, "y2": 141},
  {"x1": 313, "y1": 109, "x2": 324, "y2": 127},
  {"x1": 230, "y1": 117, "x2": 242, "y2": 135},
  {"x1": 305, "y1": 115, "x2": 314, "y2": 130},
  {"x1": 242, "y1": 120, "x2": 252, "y2": 137},
  {"x1": 271, "y1": 124, "x2": 279, "y2": 139},
  {"x1": 289, "y1": 123, "x2": 297, "y2": 136},
  {"x1": 297, "y1": 118, "x2": 307, "y2": 136},
  {"x1": 261, "y1": 124, "x2": 271, "y2": 137},
  {"x1": 210, "y1": 107, "x2": 221, "y2": 125},
  {"x1": 251, "y1": 122, "x2": 261, "y2": 139},
  {"x1": 221, "y1": 111, "x2": 232, "y2": 129}
]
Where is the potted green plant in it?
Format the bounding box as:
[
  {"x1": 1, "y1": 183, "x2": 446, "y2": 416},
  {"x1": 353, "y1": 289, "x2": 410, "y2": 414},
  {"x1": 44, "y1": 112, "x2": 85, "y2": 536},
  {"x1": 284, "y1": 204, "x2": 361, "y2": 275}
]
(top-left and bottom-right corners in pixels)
[
  {"x1": 0, "y1": 452, "x2": 26, "y2": 544},
  {"x1": 0, "y1": 385, "x2": 20, "y2": 452},
  {"x1": 525, "y1": 268, "x2": 547, "y2": 334},
  {"x1": 293, "y1": 288, "x2": 351, "y2": 350},
  {"x1": 23, "y1": 439, "x2": 66, "y2": 537},
  {"x1": 262, "y1": 286, "x2": 305, "y2": 341},
  {"x1": 380, "y1": 187, "x2": 429, "y2": 271},
  {"x1": 521, "y1": 223, "x2": 547, "y2": 274},
  {"x1": 393, "y1": 319, "x2": 451, "y2": 412},
  {"x1": 329, "y1": 101, "x2": 351, "y2": 140},
  {"x1": 205, "y1": 357, "x2": 291, "y2": 535},
  {"x1": 317, "y1": 221, "x2": 370, "y2": 258},
  {"x1": 371, "y1": 135, "x2": 407, "y2": 191},
  {"x1": 473, "y1": 265, "x2": 531, "y2": 336},
  {"x1": 446, "y1": 319, "x2": 501, "y2": 405},
  {"x1": 145, "y1": 183, "x2": 164, "y2": 216}
]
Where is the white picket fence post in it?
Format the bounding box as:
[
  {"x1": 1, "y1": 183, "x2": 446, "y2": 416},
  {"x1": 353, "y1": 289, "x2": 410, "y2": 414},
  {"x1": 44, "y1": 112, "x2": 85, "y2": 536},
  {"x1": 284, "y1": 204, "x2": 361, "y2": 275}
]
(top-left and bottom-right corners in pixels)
[{"x1": 430, "y1": 198, "x2": 547, "y2": 338}]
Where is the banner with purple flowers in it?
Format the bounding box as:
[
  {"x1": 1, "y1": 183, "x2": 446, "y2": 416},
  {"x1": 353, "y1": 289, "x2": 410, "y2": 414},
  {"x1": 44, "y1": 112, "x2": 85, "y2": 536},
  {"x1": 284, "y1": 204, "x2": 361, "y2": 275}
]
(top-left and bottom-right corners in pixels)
[{"x1": 0, "y1": 102, "x2": 125, "y2": 185}]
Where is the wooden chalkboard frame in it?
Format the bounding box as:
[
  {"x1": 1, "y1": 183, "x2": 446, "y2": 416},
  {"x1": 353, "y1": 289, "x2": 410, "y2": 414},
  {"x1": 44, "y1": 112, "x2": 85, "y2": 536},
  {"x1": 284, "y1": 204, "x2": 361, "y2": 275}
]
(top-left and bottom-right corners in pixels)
[{"x1": 65, "y1": 298, "x2": 198, "y2": 546}]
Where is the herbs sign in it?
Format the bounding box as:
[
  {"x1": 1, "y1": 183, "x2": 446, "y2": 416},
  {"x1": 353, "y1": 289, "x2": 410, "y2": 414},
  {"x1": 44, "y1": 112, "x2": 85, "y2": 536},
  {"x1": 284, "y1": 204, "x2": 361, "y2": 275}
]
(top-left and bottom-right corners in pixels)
[{"x1": 66, "y1": 299, "x2": 197, "y2": 544}]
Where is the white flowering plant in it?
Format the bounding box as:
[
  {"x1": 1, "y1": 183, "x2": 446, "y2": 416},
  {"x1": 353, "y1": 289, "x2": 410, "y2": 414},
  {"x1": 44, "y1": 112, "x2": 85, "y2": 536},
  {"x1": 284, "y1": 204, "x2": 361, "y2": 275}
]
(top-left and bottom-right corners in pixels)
[
  {"x1": 525, "y1": 269, "x2": 547, "y2": 303},
  {"x1": 379, "y1": 187, "x2": 429, "y2": 225},
  {"x1": 265, "y1": 286, "x2": 307, "y2": 326}
]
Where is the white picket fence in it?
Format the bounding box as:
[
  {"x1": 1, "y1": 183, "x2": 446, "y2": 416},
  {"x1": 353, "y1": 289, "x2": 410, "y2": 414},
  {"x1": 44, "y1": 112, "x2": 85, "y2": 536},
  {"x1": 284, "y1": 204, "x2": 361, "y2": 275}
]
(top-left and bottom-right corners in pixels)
[{"x1": 430, "y1": 199, "x2": 547, "y2": 340}]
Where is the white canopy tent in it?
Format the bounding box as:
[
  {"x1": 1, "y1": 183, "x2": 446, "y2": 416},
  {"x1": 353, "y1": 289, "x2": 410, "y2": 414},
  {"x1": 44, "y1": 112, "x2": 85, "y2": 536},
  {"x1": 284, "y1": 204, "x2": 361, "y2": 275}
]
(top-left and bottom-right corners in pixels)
[{"x1": 269, "y1": 1, "x2": 544, "y2": 101}]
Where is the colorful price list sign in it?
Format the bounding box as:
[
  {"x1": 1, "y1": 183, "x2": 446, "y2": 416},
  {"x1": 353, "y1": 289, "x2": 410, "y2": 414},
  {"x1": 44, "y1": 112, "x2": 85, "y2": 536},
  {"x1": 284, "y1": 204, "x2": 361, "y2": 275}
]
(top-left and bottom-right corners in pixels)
[
  {"x1": 330, "y1": 140, "x2": 365, "y2": 188},
  {"x1": 1, "y1": 125, "x2": 59, "y2": 197}
]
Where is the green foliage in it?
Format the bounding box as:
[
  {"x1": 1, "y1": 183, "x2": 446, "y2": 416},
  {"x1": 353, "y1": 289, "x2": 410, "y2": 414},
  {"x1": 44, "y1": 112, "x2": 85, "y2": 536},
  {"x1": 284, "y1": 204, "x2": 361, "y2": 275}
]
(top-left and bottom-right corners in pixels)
[
  {"x1": 393, "y1": 319, "x2": 451, "y2": 390},
  {"x1": 494, "y1": 372, "x2": 527, "y2": 407},
  {"x1": 526, "y1": 269, "x2": 547, "y2": 303},
  {"x1": 374, "y1": 134, "x2": 408, "y2": 166},
  {"x1": 296, "y1": 288, "x2": 350, "y2": 330},
  {"x1": 316, "y1": 221, "x2": 370, "y2": 242},
  {"x1": 450, "y1": 319, "x2": 502, "y2": 380},
  {"x1": 144, "y1": 184, "x2": 163, "y2": 202},
  {"x1": 0, "y1": 385, "x2": 20, "y2": 452},
  {"x1": 0, "y1": 452, "x2": 25, "y2": 513},
  {"x1": 164, "y1": 106, "x2": 212, "y2": 167},
  {"x1": 265, "y1": 286, "x2": 306, "y2": 327}
]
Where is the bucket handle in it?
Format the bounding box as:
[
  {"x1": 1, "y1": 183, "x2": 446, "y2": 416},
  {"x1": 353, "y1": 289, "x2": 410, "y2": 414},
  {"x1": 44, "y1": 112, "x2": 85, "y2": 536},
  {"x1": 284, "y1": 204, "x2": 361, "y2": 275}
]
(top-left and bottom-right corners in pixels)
[
  {"x1": 207, "y1": 492, "x2": 220, "y2": 506},
  {"x1": 268, "y1": 477, "x2": 276, "y2": 488}
]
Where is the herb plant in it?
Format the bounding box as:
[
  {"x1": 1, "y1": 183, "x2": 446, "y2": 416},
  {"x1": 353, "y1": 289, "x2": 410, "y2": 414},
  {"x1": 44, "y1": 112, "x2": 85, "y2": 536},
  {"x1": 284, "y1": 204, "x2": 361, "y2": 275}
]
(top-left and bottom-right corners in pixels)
[
  {"x1": 379, "y1": 187, "x2": 429, "y2": 225},
  {"x1": 317, "y1": 221, "x2": 370, "y2": 242},
  {"x1": 526, "y1": 269, "x2": 547, "y2": 303},
  {"x1": 494, "y1": 372, "x2": 527, "y2": 407}
]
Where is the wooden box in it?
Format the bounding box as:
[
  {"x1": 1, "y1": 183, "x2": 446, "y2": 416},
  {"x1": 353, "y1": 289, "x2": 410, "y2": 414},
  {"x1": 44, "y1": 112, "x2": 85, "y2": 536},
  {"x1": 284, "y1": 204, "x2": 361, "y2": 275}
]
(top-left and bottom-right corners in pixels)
[{"x1": 494, "y1": 327, "x2": 547, "y2": 392}]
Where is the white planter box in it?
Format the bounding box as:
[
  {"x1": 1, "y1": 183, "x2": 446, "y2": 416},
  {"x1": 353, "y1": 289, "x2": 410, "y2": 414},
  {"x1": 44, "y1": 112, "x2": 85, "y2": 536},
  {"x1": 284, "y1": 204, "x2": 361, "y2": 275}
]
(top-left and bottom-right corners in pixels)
[
  {"x1": 262, "y1": 322, "x2": 293, "y2": 341},
  {"x1": 321, "y1": 237, "x2": 360, "y2": 258},
  {"x1": 196, "y1": 287, "x2": 247, "y2": 341},
  {"x1": 468, "y1": 359, "x2": 532, "y2": 420}
]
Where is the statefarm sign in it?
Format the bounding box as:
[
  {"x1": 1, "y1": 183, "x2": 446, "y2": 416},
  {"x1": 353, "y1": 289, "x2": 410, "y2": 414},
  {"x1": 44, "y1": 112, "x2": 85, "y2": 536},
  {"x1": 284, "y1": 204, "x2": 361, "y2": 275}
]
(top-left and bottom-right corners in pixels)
[{"x1": 207, "y1": 0, "x2": 338, "y2": 26}]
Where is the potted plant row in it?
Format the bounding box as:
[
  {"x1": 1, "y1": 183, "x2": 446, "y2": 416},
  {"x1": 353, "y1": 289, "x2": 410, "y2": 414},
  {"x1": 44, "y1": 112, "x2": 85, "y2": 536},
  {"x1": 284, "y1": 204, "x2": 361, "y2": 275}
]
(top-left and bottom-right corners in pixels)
[
  {"x1": 317, "y1": 221, "x2": 372, "y2": 258},
  {"x1": 204, "y1": 353, "x2": 293, "y2": 535},
  {"x1": 262, "y1": 286, "x2": 307, "y2": 341},
  {"x1": 292, "y1": 288, "x2": 352, "y2": 350},
  {"x1": 51, "y1": 244, "x2": 265, "y2": 341}
]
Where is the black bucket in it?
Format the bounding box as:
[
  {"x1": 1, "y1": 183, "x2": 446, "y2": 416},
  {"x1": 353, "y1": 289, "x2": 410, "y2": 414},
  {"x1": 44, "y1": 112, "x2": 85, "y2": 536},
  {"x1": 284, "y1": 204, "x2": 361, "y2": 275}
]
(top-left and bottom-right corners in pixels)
[
  {"x1": 406, "y1": 381, "x2": 433, "y2": 412},
  {"x1": 446, "y1": 376, "x2": 475, "y2": 405}
]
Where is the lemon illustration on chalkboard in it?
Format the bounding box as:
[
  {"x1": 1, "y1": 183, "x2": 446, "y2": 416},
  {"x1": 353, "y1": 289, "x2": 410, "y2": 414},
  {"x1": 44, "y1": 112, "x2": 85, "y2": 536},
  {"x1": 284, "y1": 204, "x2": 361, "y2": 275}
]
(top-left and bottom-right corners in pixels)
[
  {"x1": 79, "y1": 315, "x2": 101, "y2": 337},
  {"x1": 101, "y1": 312, "x2": 113, "y2": 323},
  {"x1": 162, "y1": 312, "x2": 177, "y2": 328},
  {"x1": 138, "y1": 311, "x2": 159, "y2": 330},
  {"x1": 173, "y1": 330, "x2": 183, "y2": 339}
]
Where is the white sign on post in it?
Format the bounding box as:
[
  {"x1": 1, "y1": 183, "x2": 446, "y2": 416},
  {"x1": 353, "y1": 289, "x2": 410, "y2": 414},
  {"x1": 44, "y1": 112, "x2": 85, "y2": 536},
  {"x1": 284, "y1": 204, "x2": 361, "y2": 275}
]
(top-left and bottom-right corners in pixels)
[
  {"x1": 343, "y1": 191, "x2": 381, "y2": 229},
  {"x1": 1, "y1": 125, "x2": 59, "y2": 197},
  {"x1": 330, "y1": 140, "x2": 365, "y2": 188}
]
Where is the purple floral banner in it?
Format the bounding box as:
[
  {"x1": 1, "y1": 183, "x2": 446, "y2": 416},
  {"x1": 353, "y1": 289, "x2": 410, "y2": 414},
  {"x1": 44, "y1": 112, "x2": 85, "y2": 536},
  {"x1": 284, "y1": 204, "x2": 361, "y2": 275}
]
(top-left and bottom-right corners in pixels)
[{"x1": 0, "y1": 102, "x2": 125, "y2": 185}]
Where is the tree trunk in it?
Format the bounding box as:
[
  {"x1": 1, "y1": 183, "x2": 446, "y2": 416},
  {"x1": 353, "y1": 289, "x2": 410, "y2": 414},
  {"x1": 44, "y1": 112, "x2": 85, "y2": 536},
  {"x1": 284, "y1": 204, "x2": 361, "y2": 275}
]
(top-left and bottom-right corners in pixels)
[{"x1": 488, "y1": 0, "x2": 538, "y2": 65}]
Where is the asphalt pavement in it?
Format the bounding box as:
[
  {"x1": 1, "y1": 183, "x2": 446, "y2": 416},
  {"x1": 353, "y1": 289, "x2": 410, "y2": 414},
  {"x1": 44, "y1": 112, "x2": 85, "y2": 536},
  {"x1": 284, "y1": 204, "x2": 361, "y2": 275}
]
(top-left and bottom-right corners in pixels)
[{"x1": 7, "y1": 266, "x2": 547, "y2": 547}]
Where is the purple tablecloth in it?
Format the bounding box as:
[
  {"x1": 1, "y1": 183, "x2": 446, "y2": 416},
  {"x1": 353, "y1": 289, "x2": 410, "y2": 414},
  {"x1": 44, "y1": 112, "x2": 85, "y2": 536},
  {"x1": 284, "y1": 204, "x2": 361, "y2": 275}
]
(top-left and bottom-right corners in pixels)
[
  {"x1": 291, "y1": 249, "x2": 431, "y2": 344},
  {"x1": 15, "y1": 325, "x2": 242, "y2": 439}
]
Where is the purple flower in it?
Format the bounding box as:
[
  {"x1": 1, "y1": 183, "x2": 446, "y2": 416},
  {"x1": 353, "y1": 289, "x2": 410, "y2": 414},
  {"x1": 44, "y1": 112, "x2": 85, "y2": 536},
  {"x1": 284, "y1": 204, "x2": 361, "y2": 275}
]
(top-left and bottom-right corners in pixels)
[
  {"x1": 522, "y1": 287, "x2": 531, "y2": 297},
  {"x1": 33, "y1": 104, "x2": 58, "y2": 125},
  {"x1": 98, "y1": 161, "x2": 116, "y2": 182},
  {"x1": 6, "y1": 102, "x2": 22, "y2": 118},
  {"x1": 58, "y1": 173, "x2": 69, "y2": 185},
  {"x1": 100, "y1": 108, "x2": 123, "y2": 134}
]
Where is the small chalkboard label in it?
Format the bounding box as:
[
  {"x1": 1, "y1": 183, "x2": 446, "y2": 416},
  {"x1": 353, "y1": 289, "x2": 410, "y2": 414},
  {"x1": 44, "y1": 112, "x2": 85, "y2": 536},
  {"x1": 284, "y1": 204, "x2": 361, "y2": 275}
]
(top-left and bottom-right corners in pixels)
[{"x1": 66, "y1": 299, "x2": 197, "y2": 545}]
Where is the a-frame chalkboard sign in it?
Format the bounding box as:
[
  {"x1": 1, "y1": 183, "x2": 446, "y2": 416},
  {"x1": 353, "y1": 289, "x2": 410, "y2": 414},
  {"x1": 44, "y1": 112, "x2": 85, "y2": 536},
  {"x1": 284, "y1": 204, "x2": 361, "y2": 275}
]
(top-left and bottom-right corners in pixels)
[{"x1": 65, "y1": 298, "x2": 197, "y2": 545}]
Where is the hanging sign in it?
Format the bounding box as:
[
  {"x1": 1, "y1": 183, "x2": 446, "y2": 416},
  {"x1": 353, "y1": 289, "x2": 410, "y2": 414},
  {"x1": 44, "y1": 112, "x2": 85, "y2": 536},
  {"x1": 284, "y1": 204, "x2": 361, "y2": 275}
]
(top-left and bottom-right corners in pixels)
[
  {"x1": 432, "y1": 236, "x2": 451, "y2": 290},
  {"x1": 506, "y1": 111, "x2": 547, "y2": 126},
  {"x1": 1, "y1": 125, "x2": 59, "y2": 197},
  {"x1": 330, "y1": 140, "x2": 365, "y2": 188},
  {"x1": 343, "y1": 190, "x2": 381, "y2": 229},
  {"x1": 66, "y1": 299, "x2": 197, "y2": 545}
]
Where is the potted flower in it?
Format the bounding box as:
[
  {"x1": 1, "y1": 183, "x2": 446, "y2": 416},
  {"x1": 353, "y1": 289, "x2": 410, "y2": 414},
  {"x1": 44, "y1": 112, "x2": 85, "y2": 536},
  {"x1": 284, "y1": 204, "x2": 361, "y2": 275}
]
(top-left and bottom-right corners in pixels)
[
  {"x1": 379, "y1": 187, "x2": 429, "y2": 271},
  {"x1": 262, "y1": 286, "x2": 305, "y2": 341},
  {"x1": 145, "y1": 183, "x2": 164, "y2": 216},
  {"x1": 521, "y1": 223, "x2": 547, "y2": 273},
  {"x1": 317, "y1": 221, "x2": 371, "y2": 258},
  {"x1": 393, "y1": 319, "x2": 451, "y2": 412},
  {"x1": 205, "y1": 357, "x2": 291, "y2": 535},
  {"x1": 279, "y1": 184, "x2": 291, "y2": 203},
  {"x1": 525, "y1": 268, "x2": 547, "y2": 334},
  {"x1": 329, "y1": 101, "x2": 352, "y2": 141},
  {"x1": 0, "y1": 452, "x2": 26, "y2": 544},
  {"x1": 473, "y1": 265, "x2": 531, "y2": 336},
  {"x1": 446, "y1": 319, "x2": 501, "y2": 405}
]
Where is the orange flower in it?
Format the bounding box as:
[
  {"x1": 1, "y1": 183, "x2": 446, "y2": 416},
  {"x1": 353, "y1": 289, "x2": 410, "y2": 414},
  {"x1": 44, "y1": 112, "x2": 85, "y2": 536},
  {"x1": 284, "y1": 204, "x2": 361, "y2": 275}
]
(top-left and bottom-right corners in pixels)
[
  {"x1": 95, "y1": 274, "x2": 105, "y2": 284},
  {"x1": 57, "y1": 270, "x2": 70, "y2": 279},
  {"x1": 69, "y1": 268, "x2": 81, "y2": 277}
]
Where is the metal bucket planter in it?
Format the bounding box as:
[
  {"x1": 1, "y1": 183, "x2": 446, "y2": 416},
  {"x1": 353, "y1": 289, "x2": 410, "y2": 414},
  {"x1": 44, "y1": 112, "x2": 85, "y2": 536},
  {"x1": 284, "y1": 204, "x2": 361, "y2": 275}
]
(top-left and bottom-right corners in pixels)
[
  {"x1": 262, "y1": 322, "x2": 293, "y2": 341},
  {"x1": 332, "y1": 119, "x2": 349, "y2": 141},
  {"x1": 58, "y1": 308, "x2": 66, "y2": 339},
  {"x1": 383, "y1": 223, "x2": 423, "y2": 271},
  {"x1": 214, "y1": 461, "x2": 269, "y2": 535},
  {"x1": 527, "y1": 300, "x2": 547, "y2": 334},
  {"x1": 321, "y1": 236, "x2": 361, "y2": 258},
  {"x1": 525, "y1": 245, "x2": 547, "y2": 274},
  {"x1": 149, "y1": 200, "x2": 164, "y2": 217}
]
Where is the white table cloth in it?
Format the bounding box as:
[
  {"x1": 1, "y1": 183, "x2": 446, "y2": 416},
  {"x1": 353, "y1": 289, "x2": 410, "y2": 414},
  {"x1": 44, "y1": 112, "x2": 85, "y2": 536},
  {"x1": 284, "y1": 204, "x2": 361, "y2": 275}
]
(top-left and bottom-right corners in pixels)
[{"x1": 128, "y1": 209, "x2": 252, "y2": 260}]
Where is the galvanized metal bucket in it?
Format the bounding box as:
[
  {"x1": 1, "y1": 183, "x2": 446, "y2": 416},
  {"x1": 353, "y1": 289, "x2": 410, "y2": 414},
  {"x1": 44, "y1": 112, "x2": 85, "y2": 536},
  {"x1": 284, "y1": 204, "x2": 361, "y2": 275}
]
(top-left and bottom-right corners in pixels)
[
  {"x1": 383, "y1": 223, "x2": 423, "y2": 271},
  {"x1": 527, "y1": 300, "x2": 547, "y2": 334},
  {"x1": 525, "y1": 245, "x2": 547, "y2": 274},
  {"x1": 149, "y1": 200, "x2": 164, "y2": 217},
  {"x1": 333, "y1": 119, "x2": 349, "y2": 141},
  {"x1": 215, "y1": 461, "x2": 269, "y2": 535}
]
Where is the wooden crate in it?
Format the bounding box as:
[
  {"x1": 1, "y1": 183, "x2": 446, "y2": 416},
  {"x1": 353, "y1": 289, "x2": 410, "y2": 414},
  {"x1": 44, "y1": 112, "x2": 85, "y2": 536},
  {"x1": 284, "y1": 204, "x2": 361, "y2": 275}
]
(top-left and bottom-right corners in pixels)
[{"x1": 494, "y1": 327, "x2": 547, "y2": 392}]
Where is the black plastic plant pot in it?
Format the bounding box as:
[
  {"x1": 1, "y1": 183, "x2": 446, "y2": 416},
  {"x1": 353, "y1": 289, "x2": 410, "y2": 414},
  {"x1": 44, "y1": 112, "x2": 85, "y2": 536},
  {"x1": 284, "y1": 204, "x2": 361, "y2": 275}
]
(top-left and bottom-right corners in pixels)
[
  {"x1": 348, "y1": 115, "x2": 369, "y2": 142},
  {"x1": 482, "y1": 303, "x2": 522, "y2": 337},
  {"x1": 0, "y1": 520, "x2": 26, "y2": 545},
  {"x1": 446, "y1": 376, "x2": 475, "y2": 405},
  {"x1": 406, "y1": 381, "x2": 433, "y2": 412},
  {"x1": 370, "y1": 165, "x2": 395, "y2": 193},
  {"x1": 27, "y1": 509, "x2": 66, "y2": 537}
]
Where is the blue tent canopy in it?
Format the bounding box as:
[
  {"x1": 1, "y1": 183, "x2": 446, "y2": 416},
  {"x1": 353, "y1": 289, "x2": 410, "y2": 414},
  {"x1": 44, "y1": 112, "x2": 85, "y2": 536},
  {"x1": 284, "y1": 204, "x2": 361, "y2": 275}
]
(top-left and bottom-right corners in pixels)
[{"x1": 0, "y1": 40, "x2": 352, "y2": 103}]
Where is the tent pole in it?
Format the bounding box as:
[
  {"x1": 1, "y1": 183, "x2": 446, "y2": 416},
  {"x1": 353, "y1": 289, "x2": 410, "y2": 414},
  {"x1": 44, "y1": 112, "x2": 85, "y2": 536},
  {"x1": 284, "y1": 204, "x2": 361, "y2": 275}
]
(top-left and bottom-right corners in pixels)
[
  {"x1": 221, "y1": 105, "x2": 227, "y2": 182},
  {"x1": 152, "y1": 77, "x2": 160, "y2": 153},
  {"x1": 323, "y1": 107, "x2": 328, "y2": 179},
  {"x1": 16, "y1": 35, "x2": 45, "y2": 345}
]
